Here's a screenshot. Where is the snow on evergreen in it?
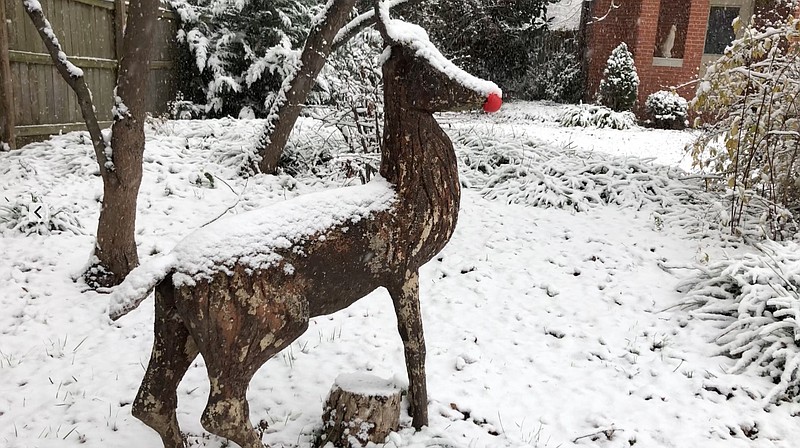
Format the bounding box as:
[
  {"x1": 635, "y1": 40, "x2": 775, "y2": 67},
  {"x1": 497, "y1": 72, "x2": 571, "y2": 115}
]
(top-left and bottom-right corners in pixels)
[{"x1": 598, "y1": 42, "x2": 639, "y2": 112}]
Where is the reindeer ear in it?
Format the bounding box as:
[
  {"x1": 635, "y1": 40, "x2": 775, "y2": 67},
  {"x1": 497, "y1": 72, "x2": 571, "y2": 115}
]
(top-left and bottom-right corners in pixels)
[{"x1": 373, "y1": 0, "x2": 394, "y2": 45}]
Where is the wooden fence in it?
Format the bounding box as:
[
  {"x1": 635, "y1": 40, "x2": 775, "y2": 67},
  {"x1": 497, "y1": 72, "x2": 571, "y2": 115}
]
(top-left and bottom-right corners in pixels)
[{"x1": 0, "y1": 0, "x2": 179, "y2": 148}]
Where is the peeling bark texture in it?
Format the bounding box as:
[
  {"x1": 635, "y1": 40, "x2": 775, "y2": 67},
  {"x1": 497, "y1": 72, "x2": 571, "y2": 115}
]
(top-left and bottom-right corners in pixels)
[
  {"x1": 89, "y1": 0, "x2": 161, "y2": 287},
  {"x1": 318, "y1": 379, "x2": 401, "y2": 447},
  {"x1": 256, "y1": 0, "x2": 357, "y2": 174},
  {"x1": 388, "y1": 272, "x2": 428, "y2": 429},
  {"x1": 133, "y1": 5, "x2": 491, "y2": 446},
  {"x1": 133, "y1": 279, "x2": 199, "y2": 448}
]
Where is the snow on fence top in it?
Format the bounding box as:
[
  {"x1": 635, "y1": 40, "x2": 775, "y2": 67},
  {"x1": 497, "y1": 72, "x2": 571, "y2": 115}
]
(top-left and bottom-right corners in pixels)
[
  {"x1": 378, "y1": 3, "x2": 501, "y2": 99},
  {"x1": 108, "y1": 177, "x2": 396, "y2": 319}
]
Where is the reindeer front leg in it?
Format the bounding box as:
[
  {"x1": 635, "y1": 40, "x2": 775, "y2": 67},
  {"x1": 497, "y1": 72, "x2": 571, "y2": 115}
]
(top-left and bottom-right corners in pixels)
[{"x1": 388, "y1": 270, "x2": 429, "y2": 429}]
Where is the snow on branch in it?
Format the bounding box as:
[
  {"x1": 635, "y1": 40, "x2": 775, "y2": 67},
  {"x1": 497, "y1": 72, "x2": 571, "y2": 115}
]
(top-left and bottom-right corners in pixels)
[
  {"x1": 331, "y1": 0, "x2": 421, "y2": 51},
  {"x1": 679, "y1": 241, "x2": 800, "y2": 404},
  {"x1": 23, "y1": 0, "x2": 84, "y2": 78}
]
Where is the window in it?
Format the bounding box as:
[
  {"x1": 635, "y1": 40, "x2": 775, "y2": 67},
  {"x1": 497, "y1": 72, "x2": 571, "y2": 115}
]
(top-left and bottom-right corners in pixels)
[
  {"x1": 653, "y1": 0, "x2": 690, "y2": 60},
  {"x1": 704, "y1": 6, "x2": 740, "y2": 54}
]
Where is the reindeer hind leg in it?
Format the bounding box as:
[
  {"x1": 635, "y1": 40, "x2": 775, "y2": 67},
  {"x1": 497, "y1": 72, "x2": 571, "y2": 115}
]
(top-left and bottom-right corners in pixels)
[
  {"x1": 133, "y1": 280, "x2": 199, "y2": 448},
  {"x1": 184, "y1": 271, "x2": 309, "y2": 448}
]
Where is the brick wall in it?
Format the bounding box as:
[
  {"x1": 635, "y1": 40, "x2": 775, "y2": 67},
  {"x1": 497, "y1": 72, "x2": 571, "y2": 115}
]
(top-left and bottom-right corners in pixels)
[
  {"x1": 586, "y1": 0, "x2": 710, "y2": 116},
  {"x1": 584, "y1": 0, "x2": 797, "y2": 118},
  {"x1": 585, "y1": 0, "x2": 641, "y2": 102}
]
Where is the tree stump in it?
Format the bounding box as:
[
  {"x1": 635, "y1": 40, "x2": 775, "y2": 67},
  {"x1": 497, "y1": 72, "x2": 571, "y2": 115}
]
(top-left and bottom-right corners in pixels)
[{"x1": 318, "y1": 373, "x2": 402, "y2": 447}]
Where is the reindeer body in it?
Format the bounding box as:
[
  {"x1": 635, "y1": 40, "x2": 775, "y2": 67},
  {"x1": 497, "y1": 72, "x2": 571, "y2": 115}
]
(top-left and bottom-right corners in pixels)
[{"x1": 119, "y1": 16, "x2": 499, "y2": 448}]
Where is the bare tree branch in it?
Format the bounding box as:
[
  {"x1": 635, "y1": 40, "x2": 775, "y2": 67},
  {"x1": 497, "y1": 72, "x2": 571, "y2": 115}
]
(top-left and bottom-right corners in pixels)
[
  {"x1": 256, "y1": 0, "x2": 358, "y2": 173},
  {"x1": 22, "y1": 0, "x2": 109, "y2": 175},
  {"x1": 588, "y1": 0, "x2": 621, "y2": 24},
  {"x1": 256, "y1": 0, "x2": 425, "y2": 173}
]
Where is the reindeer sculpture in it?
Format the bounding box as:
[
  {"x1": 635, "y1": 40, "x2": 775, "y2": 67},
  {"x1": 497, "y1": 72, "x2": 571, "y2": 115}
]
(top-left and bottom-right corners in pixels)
[{"x1": 108, "y1": 4, "x2": 501, "y2": 447}]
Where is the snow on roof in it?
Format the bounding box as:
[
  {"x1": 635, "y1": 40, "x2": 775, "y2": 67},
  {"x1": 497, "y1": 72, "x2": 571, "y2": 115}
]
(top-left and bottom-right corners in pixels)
[
  {"x1": 547, "y1": 0, "x2": 582, "y2": 31},
  {"x1": 108, "y1": 177, "x2": 396, "y2": 319},
  {"x1": 379, "y1": 3, "x2": 502, "y2": 98}
]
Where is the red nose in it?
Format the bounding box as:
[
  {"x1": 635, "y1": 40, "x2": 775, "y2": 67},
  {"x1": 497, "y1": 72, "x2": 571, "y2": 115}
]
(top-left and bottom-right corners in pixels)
[{"x1": 483, "y1": 93, "x2": 502, "y2": 113}]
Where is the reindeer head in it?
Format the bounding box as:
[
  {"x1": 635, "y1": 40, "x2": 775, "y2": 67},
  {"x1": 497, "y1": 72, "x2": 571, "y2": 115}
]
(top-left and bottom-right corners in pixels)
[{"x1": 374, "y1": 1, "x2": 502, "y2": 114}]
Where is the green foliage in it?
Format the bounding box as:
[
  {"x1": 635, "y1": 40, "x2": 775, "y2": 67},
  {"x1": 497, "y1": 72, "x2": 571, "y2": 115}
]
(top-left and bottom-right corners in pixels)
[
  {"x1": 0, "y1": 195, "x2": 83, "y2": 235},
  {"x1": 513, "y1": 34, "x2": 584, "y2": 103},
  {"x1": 597, "y1": 43, "x2": 639, "y2": 112},
  {"x1": 168, "y1": 0, "x2": 319, "y2": 118},
  {"x1": 680, "y1": 241, "x2": 800, "y2": 404},
  {"x1": 692, "y1": 15, "x2": 800, "y2": 239},
  {"x1": 404, "y1": 0, "x2": 556, "y2": 87}
]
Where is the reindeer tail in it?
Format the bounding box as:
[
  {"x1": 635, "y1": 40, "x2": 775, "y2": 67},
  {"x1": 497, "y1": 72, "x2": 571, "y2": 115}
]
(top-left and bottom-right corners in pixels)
[{"x1": 107, "y1": 254, "x2": 177, "y2": 321}]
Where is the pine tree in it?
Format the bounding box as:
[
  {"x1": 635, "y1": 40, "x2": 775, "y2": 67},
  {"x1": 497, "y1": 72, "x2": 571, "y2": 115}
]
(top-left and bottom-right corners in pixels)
[{"x1": 598, "y1": 42, "x2": 639, "y2": 112}]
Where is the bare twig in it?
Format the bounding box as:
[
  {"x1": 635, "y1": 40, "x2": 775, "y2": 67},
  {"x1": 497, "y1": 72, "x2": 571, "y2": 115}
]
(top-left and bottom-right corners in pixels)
[
  {"x1": 572, "y1": 427, "x2": 621, "y2": 443},
  {"x1": 587, "y1": 0, "x2": 621, "y2": 24}
]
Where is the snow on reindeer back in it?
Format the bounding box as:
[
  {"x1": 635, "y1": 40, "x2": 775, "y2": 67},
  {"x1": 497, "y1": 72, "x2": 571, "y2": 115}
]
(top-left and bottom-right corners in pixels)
[
  {"x1": 171, "y1": 177, "x2": 396, "y2": 285},
  {"x1": 378, "y1": 6, "x2": 501, "y2": 99},
  {"x1": 108, "y1": 177, "x2": 396, "y2": 319}
]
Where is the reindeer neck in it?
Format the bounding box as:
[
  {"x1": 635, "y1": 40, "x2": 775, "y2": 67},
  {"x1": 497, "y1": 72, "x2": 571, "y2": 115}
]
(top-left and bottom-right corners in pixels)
[
  {"x1": 379, "y1": 103, "x2": 460, "y2": 202},
  {"x1": 378, "y1": 96, "x2": 461, "y2": 267}
]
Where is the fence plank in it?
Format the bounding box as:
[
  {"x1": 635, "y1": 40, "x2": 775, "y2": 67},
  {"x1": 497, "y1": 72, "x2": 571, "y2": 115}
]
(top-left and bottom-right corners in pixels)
[
  {"x1": 6, "y1": 0, "x2": 178, "y2": 143},
  {"x1": 114, "y1": 0, "x2": 125, "y2": 59},
  {"x1": 0, "y1": 0, "x2": 15, "y2": 148}
]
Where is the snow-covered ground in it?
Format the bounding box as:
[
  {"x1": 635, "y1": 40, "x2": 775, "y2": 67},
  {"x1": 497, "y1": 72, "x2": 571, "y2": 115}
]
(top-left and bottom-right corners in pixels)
[{"x1": 1, "y1": 102, "x2": 797, "y2": 448}]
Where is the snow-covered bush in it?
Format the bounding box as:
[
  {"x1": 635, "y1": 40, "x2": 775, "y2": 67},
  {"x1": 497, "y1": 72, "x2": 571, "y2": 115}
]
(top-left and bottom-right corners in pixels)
[
  {"x1": 692, "y1": 15, "x2": 800, "y2": 239},
  {"x1": 0, "y1": 195, "x2": 83, "y2": 235},
  {"x1": 559, "y1": 104, "x2": 636, "y2": 130},
  {"x1": 598, "y1": 43, "x2": 639, "y2": 112},
  {"x1": 168, "y1": 0, "x2": 317, "y2": 118},
  {"x1": 679, "y1": 241, "x2": 800, "y2": 404},
  {"x1": 645, "y1": 90, "x2": 688, "y2": 130}
]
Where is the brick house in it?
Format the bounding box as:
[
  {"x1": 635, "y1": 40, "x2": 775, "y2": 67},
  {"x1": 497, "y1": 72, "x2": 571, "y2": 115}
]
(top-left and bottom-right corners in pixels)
[{"x1": 582, "y1": 0, "x2": 794, "y2": 115}]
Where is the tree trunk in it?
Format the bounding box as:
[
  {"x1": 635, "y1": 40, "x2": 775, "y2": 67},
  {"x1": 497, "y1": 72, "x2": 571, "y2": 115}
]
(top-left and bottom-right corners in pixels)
[
  {"x1": 254, "y1": 0, "x2": 423, "y2": 174},
  {"x1": 255, "y1": 0, "x2": 357, "y2": 174},
  {"x1": 318, "y1": 373, "x2": 401, "y2": 447},
  {"x1": 24, "y1": 0, "x2": 157, "y2": 287},
  {"x1": 89, "y1": 0, "x2": 160, "y2": 287}
]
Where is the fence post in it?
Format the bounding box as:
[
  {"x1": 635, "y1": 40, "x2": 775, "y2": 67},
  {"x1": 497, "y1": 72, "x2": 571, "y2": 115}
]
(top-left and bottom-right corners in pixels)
[
  {"x1": 114, "y1": 0, "x2": 126, "y2": 62},
  {"x1": 0, "y1": 0, "x2": 16, "y2": 149}
]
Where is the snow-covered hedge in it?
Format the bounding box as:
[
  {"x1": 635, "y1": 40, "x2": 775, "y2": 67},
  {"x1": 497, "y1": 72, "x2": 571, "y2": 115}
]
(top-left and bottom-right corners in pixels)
[
  {"x1": 645, "y1": 90, "x2": 688, "y2": 130},
  {"x1": 679, "y1": 241, "x2": 800, "y2": 404},
  {"x1": 559, "y1": 104, "x2": 636, "y2": 130}
]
